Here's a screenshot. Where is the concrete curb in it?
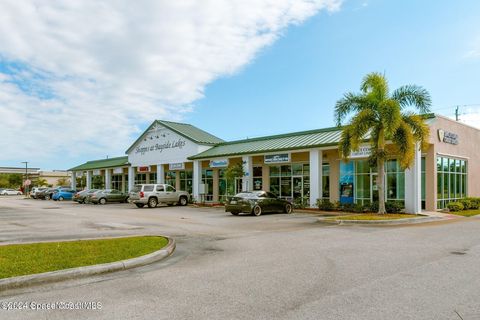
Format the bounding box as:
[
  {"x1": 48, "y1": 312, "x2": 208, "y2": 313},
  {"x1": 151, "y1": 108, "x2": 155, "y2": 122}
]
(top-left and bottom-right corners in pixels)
[
  {"x1": 318, "y1": 216, "x2": 444, "y2": 225},
  {"x1": 0, "y1": 236, "x2": 175, "y2": 291}
]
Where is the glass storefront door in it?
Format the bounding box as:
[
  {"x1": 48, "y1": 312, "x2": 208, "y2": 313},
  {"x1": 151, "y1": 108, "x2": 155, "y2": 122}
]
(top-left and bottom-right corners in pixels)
[
  {"x1": 292, "y1": 176, "x2": 303, "y2": 200},
  {"x1": 371, "y1": 173, "x2": 379, "y2": 202}
]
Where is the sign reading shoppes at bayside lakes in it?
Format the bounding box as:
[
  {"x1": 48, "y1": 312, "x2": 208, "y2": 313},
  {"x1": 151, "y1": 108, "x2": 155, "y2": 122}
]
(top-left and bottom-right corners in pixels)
[
  {"x1": 264, "y1": 153, "x2": 290, "y2": 164},
  {"x1": 135, "y1": 139, "x2": 187, "y2": 156}
]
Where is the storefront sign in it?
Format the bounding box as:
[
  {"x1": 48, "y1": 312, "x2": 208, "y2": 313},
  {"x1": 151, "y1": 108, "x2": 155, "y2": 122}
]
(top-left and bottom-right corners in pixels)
[
  {"x1": 349, "y1": 146, "x2": 372, "y2": 159},
  {"x1": 438, "y1": 129, "x2": 458, "y2": 145},
  {"x1": 169, "y1": 163, "x2": 185, "y2": 170},
  {"x1": 264, "y1": 154, "x2": 290, "y2": 164},
  {"x1": 134, "y1": 138, "x2": 187, "y2": 156},
  {"x1": 113, "y1": 168, "x2": 123, "y2": 174},
  {"x1": 93, "y1": 169, "x2": 101, "y2": 176},
  {"x1": 137, "y1": 166, "x2": 151, "y2": 172},
  {"x1": 210, "y1": 159, "x2": 228, "y2": 168}
]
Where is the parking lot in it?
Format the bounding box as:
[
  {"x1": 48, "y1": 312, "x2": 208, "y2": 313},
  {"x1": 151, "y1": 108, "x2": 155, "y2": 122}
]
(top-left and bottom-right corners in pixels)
[{"x1": 1, "y1": 196, "x2": 480, "y2": 320}]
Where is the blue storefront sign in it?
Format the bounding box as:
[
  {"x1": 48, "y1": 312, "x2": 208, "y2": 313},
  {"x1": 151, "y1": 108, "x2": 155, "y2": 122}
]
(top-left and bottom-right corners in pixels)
[
  {"x1": 339, "y1": 161, "x2": 354, "y2": 204},
  {"x1": 210, "y1": 159, "x2": 228, "y2": 168}
]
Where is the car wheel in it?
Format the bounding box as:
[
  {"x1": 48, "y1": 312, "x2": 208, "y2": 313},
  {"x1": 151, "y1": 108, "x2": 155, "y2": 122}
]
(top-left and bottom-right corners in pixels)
[
  {"x1": 135, "y1": 203, "x2": 145, "y2": 208},
  {"x1": 17, "y1": 192, "x2": 21, "y2": 195},
  {"x1": 178, "y1": 196, "x2": 188, "y2": 206},
  {"x1": 230, "y1": 211, "x2": 240, "y2": 216},
  {"x1": 252, "y1": 205, "x2": 262, "y2": 216},
  {"x1": 284, "y1": 203, "x2": 293, "y2": 214},
  {"x1": 124, "y1": 197, "x2": 129, "y2": 203},
  {"x1": 99, "y1": 198, "x2": 107, "y2": 205},
  {"x1": 45, "y1": 195, "x2": 50, "y2": 200},
  {"x1": 59, "y1": 196, "x2": 64, "y2": 201},
  {"x1": 148, "y1": 197, "x2": 158, "y2": 208}
]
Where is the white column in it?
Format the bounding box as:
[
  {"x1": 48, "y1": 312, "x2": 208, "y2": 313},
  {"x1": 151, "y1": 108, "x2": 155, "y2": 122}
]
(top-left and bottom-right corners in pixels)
[
  {"x1": 242, "y1": 156, "x2": 253, "y2": 192},
  {"x1": 128, "y1": 166, "x2": 135, "y2": 192},
  {"x1": 309, "y1": 149, "x2": 323, "y2": 208},
  {"x1": 105, "y1": 169, "x2": 112, "y2": 189},
  {"x1": 405, "y1": 144, "x2": 422, "y2": 214},
  {"x1": 71, "y1": 171, "x2": 76, "y2": 190},
  {"x1": 193, "y1": 160, "x2": 202, "y2": 202},
  {"x1": 157, "y1": 164, "x2": 165, "y2": 184},
  {"x1": 86, "y1": 171, "x2": 92, "y2": 190}
]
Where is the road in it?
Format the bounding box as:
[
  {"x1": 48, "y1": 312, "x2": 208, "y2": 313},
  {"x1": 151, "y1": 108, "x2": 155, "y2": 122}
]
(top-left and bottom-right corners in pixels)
[{"x1": 0, "y1": 196, "x2": 479, "y2": 320}]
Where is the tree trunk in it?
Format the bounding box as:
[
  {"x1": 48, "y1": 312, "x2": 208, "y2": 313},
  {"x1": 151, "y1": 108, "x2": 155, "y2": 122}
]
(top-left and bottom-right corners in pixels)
[{"x1": 377, "y1": 155, "x2": 386, "y2": 214}]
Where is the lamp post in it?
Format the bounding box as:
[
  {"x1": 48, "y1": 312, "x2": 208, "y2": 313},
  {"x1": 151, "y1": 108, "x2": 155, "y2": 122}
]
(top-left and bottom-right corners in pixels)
[{"x1": 21, "y1": 161, "x2": 28, "y2": 196}]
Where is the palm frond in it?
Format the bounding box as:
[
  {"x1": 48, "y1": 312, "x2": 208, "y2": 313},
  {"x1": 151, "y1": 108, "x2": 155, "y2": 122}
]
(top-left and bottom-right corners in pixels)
[
  {"x1": 348, "y1": 109, "x2": 377, "y2": 149},
  {"x1": 392, "y1": 85, "x2": 432, "y2": 114},
  {"x1": 378, "y1": 99, "x2": 402, "y2": 137},
  {"x1": 338, "y1": 127, "x2": 354, "y2": 160},
  {"x1": 360, "y1": 72, "x2": 389, "y2": 101},
  {"x1": 334, "y1": 92, "x2": 365, "y2": 126},
  {"x1": 392, "y1": 121, "x2": 415, "y2": 169},
  {"x1": 402, "y1": 112, "x2": 430, "y2": 151}
]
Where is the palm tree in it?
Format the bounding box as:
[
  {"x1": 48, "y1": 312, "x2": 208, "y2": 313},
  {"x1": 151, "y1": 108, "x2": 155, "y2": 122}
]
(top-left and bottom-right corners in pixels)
[{"x1": 334, "y1": 72, "x2": 431, "y2": 214}]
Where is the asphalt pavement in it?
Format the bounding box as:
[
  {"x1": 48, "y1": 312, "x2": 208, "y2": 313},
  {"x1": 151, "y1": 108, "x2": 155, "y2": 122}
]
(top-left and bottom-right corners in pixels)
[{"x1": 0, "y1": 196, "x2": 479, "y2": 320}]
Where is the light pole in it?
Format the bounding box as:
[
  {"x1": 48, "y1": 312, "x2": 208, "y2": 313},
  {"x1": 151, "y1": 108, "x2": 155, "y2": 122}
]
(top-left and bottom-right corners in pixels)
[{"x1": 21, "y1": 161, "x2": 28, "y2": 196}]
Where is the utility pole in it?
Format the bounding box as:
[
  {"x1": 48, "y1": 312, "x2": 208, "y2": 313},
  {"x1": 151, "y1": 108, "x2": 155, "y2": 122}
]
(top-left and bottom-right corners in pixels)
[
  {"x1": 21, "y1": 161, "x2": 28, "y2": 196},
  {"x1": 455, "y1": 106, "x2": 459, "y2": 121}
]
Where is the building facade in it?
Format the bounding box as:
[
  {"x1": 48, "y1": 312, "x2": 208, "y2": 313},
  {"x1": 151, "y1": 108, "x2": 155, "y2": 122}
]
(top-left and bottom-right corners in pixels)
[{"x1": 69, "y1": 115, "x2": 480, "y2": 212}]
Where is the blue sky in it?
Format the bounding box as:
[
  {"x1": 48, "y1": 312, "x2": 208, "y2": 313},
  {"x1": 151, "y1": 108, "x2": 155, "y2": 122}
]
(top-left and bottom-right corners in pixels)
[
  {"x1": 190, "y1": 0, "x2": 480, "y2": 140},
  {"x1": 0, "y1": 0, "x2": 479, "y2": 170}
]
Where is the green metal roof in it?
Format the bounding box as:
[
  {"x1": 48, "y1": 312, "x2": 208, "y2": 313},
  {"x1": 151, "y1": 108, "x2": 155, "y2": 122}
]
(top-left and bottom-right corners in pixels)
[
  {"x1": 69, "y1": 156, "x2": 129, "y2": 171},
  {"x1": 126, "y1": 120, "x2": 224, "y2": 153},
  {"x1": 188, "y1": 126, "x2": 344, "y2": 160}
]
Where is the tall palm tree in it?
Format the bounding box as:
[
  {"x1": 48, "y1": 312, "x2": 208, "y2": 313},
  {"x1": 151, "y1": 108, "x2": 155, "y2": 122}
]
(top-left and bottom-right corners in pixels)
[{"x1": 335, "y1": 72, "x2": 431, "y2": 214}]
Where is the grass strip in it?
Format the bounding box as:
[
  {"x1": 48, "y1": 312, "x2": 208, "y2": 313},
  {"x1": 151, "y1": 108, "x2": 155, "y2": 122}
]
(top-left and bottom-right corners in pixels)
[
  {"x1": 449, "y1": 209, "x2": 480, "y2": 217},
  {"x1": 0, "y1": 236, "x2": 168, "y2": 279},
  {"x1": 330, "y1": 214, "x2": 418, "y2": 221}
]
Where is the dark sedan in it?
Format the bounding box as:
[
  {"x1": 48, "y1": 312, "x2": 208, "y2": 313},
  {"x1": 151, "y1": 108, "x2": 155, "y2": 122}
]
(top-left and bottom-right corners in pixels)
[
  {"x1": 36, "y1": 188, "x2": 58, "y2": 200},
  {"x1": 225, "y1": 191, "x2": 293, "y2": 216},
  {"x1": 86, "y1": 189, "x2": 129, "y2": 204}
]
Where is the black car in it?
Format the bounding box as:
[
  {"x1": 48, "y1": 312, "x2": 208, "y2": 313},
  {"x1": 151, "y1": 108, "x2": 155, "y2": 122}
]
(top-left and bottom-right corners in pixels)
[
  {"x1": 225, "y1": 191, "x2": 293, "y2": 216},
  {"x1": 36, "y1": 188, "x2": 58, "y2": 200}
]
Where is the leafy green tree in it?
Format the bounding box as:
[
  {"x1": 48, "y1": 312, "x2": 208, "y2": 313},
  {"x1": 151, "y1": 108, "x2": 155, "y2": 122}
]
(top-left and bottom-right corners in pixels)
[
  {"x1": 335, "y1": 72, "x2": 431, "y2": 213},
  {"x1": 35, "y1": 178, "x2": 48, "y2": 187},
  {"x1": 57, "y1": 177, "x2": 70, "y2": 187},
  {"x1": 224, "y1": 163, "x2": 244, "y2": 195}
]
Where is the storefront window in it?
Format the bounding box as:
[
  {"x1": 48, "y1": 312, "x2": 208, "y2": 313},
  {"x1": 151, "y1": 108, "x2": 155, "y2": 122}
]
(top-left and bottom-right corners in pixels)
[
  {"x1": 165, "y1": 171, "x2": 176, "y2": 187},
  {"x1": 437, "y1": 156, "x2": 468, "y2": 209},
  {"x1": 253, "y1": 166, "x2": 263, "y2": 191},
  {"x1": 112, "y1": 175, "x2": 123, "y2": 191},
  {"x1": 135, "y1": 173, "x2": 146, "y2": 185},
  {"x1": 149, "y1": 173, "x2": 157, "y2": 184},
  {"x1": 202, "y1": 169, "x2": 213, "y2": 201},
  {"x1": 322, "y1": 163, "x2": 330, "y2": 199},
  {"x1": 269, "y1": 164, "x2": 309, "y2": 203},
  {"x1": 179, "y1": 171, "x2": 193, "y2": 194}
]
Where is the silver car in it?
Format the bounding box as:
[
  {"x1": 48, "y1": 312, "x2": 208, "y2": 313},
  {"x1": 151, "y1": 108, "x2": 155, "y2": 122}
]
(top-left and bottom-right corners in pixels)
[{"x1": 128, "y1": 184, "x2": 189, "y2": 208}]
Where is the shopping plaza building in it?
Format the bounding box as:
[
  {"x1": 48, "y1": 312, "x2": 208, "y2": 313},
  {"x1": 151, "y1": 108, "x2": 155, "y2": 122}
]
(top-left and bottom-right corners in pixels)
[{"x1": 69, "y1": 114, "x2": 480, "y2": 213}]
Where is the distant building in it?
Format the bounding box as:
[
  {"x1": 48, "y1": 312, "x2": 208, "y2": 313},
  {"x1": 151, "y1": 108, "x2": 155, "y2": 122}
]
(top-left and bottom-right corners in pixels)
[{"x1": 0, "y1": 167, "x2": 71, "y2": 187}]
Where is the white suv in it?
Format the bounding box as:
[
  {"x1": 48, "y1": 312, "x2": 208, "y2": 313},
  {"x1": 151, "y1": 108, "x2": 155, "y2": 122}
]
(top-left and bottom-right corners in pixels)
[{"x1": 128, "y1": 184, "x2": 190, "y2": 208}]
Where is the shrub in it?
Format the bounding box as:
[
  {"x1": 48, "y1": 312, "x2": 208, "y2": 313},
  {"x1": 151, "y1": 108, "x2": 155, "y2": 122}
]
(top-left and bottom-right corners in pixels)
[
  {"x1": 385, "y1": 201, "x2": 404, "y2": 213},
  {"x1": 317, "y1": 199, "x2": 335, "y2": 211},
  {"x1": 447, "y1": 202, "x2": 464, "y2": 212},
  {"x1": 459, "y1": 199, "x2": 472, "y2": 210},
  {"x1": 466, "y1": 197, "x2": 480, "y2": 210},
  {"x1": 294, "y1": 197, "x2": 308, "y2": 209}
]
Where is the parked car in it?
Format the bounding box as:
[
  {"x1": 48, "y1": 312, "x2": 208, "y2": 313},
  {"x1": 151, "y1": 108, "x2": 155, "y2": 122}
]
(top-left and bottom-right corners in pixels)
[
  {"x1": 86, "y1": 189, "x2": 129, "y2": 204},
  {"x1": 129, "y1": 184, "x2": 189, "y2": 208},
  {"x1": 225, "y1": 191, "x2": 293, "y2": 216},
  {"x1": 0, "y1": 189, "x2": 23, "y2": 196},
  {"x1": 31, "y1": 187, "x2": 48, "y2": 199},
  {"x1": 36, "y1": 187, "x2": 58, "y2": 200},
  {"x1": 52, "y1": 188, "x2": 76, "y2": 201},
  {"x1": 73, "y1": 189, "x2": 98, "y2": 204}
]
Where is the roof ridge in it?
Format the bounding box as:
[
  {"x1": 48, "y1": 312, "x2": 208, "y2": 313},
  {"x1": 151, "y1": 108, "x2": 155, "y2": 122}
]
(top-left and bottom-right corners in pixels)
[
  {"x1": 216, "y1": 125, "x2": 344, "y2": 146},
  {"x1": 86, "y1": 156, "x2": 128, "y2": 163}
]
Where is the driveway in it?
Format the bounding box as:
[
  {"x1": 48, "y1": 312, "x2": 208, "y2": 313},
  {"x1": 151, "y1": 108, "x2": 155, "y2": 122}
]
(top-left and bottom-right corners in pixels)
[{"x1": 1, "y1": 196, "x2": 480, "y2": 320}]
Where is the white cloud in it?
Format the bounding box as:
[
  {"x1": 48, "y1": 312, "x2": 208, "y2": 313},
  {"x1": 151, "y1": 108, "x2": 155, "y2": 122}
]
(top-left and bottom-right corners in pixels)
[
  {"x1": 459, "y1": 109, "x2": 480, "y2": 129},
  {"x1": 0, "y1": 0, "x2": 342, "y2": 166}
]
